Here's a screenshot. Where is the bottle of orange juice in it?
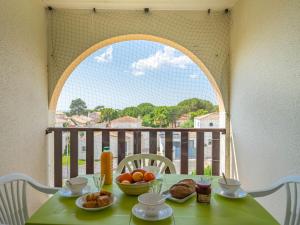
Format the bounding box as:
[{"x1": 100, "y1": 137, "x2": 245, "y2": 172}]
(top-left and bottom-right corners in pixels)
[{"x1": 100, "y1": 146, "x2": 113, "y2": 185}]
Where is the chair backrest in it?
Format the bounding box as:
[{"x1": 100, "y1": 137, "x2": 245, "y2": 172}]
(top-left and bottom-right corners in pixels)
[
  {"x1": 248, "y1": 176, "x2": 300, "y2": 225},
  {"x1": 116, "y1": 154, "x2": 176, "y2": 174},
  {"x1": 0, "y1": 173, "x2": 57, "y2": 225}
]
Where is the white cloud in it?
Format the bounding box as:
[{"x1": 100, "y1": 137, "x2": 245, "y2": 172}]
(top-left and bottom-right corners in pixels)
[
  {"x1": 131, "y1": 46, "x2": 192, "y2": 76},
  {"x1": 94, "y1": 46, "x2": 113, "y2": 63},
  {"x1": 189, "y1": 74, "x2": 200, "y2": 80}
]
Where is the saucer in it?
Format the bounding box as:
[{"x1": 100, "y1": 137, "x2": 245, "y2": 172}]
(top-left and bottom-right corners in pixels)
[
  {"x1": 58, "y1": 185, "x2": 91, "y2": 197},
  {"x1": 214, "y1": 188, "x2": 247, "y2": 199},
  {"x1": 75, "y1": 194, "x2": 116, "y2": 211},
  {"x1": 132, "y1": 203, "x2": 173, "y2": 221}
]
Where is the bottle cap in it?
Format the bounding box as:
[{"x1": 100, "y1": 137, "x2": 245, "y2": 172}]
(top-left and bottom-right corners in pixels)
[{"x1": 102, "y1": 146, "x2": 110, "y2": 152}]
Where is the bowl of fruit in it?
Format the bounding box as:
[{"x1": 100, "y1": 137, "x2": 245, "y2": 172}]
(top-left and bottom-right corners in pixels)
[{"x1": 116, "y1": 169, "x2": 156, "y2": 195}]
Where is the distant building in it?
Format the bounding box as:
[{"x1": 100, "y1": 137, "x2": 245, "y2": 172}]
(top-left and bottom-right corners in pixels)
[
  {"x1": 110, "y1": 116, "x2": 142, "y2": 128},
  {"x1": 175, "y1": 114, "x2": 190, "y2": 127},
  {"x1": 194, "y1": 112, "x2": 220, "y2": 128},
  {"x1": 71, "y1": 115, "x2": 93, "y2": 127},
  {"x1": 88, "y1": 112, "x2": 100, "y2": 123},
  {"x1": 55, "y1": 112, "x2": 74, "y2": 127},
  {"x1": 194, "y1": 112, "x2": 220, "y2": 148}
]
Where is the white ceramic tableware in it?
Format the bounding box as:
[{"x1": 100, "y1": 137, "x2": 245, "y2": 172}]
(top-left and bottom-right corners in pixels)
[
  {"x1": 59, "y1": 185, "x2": 90, "y2": 197},
  {"x1": 218, "y1": 178, "x2": 240, "y2": 195},
  {"x1": 138, "y1": 192, "x2": 165, "y2": 217},
  {"x1": 132, "y1": 203, "x2": 173, "y2": 221},
  {"x1": 65, "y1": 177, "x2": 88, "y2": 194},
  {"x1": 214, "y1": 188, "x2": 247, "y2": 199},
  {"x1": 75, "y1": 194, "x2": 116, "y2": 211}
]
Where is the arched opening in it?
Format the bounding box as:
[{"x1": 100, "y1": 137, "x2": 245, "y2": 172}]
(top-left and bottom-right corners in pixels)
[
  {"x1": 49, "y1": 34, "x2": 225, "y2": 112},
  {"x1": 49, "y1": 34, "x2": 227, "y2": 178}
]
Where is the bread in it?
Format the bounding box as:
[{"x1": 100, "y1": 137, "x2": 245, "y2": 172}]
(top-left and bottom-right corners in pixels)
[
  {"x1": 97, "y1": 195, "x2": 111, "y2": 207},
  {"x1": 169, "y1": 179, "x2": 196, "y2": 199},
  {"x1": 83, "y1": 201, "x2": 97, "y2": 208},
  {"x1": 84, "y1": 191, "x2": 113, "y2": 208},
  {"x1": 178, "y1": 179, "x2": 196, "y2": 187}
]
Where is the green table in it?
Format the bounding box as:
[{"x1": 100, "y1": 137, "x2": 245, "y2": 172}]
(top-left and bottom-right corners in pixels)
[{"x1": 26, "y1": 175, "x2": 279, "y2": 225}]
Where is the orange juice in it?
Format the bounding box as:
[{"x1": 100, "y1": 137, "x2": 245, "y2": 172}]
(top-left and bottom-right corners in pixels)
[{"x1": 100, "y1": 146, "x2": 113, "y2": 185}]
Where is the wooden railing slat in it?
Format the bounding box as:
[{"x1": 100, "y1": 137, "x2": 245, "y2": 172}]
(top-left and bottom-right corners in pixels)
[
  {"x1": 149, "y1": 131, "x2": 157, "y2": 154},
  {"x1": 86, "y1": 131, "x2": 94, "y2": 174},
  {"x1": 118, "y1": 131, "x2": 126, "y2": 164},
  {"x1": 181, "y1": 131, "x2": 189, "y2": 174},
  {"x1": 102, "y1": 130, "x2": 110, "y2": 148},
  {"x1": 212, "y1": 132, "x2": 220, "y2": 176},
  {"x1": 165, "y1": 131, "x2": 173, "y2": 174},
  {"x1": 48, "y1": 127, "x2": 225, "y2": 185},
  {"x1": 70, "y1": 130, "x2": 78, "y2": 178},
  {"x1": 196, "y1": 131, "x2": 205, "y2": 175},
  {"x1": 54, "y1": 130, "x2": 62, "y2": 187},
  {"x1": 133, "y1": 131, "x2": 141, "y2": 154}
]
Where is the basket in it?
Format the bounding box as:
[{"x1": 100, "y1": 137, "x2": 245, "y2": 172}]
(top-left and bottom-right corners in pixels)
[{"x1": 115, "y1": 178, "x2": 152, "y2": 196}]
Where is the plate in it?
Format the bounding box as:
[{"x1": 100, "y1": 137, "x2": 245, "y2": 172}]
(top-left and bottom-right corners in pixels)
[
  {"x1": 214, "y1": 188, "x2": 248, "y2": 199},
  {"x1": 162, "y1": 190, "x2": 196, "y2": 203},
  {"x1": 75, "y1": 194, "x2": 116, "y2": 211},
  {"x1": 58, "y1": 185, "x2": 91, "y2": 198},
  {"x1": 132, "y1": 203, "x2": 173, "y2": 221}
]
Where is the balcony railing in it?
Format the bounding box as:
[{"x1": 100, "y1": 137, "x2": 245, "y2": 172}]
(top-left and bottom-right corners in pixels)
[{"x1": 46, "y1": 127, "x2": 226, "y2": 187}]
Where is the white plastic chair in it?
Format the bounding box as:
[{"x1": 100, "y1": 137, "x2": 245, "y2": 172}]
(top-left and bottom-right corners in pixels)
[
  {"x1": 116, "y1": 154, "x2": 176, "y2": 174},
  {"x1": 248, "y1": 176, "x2": 300, "y2": 225},
  {"x1": 0, "y1": 173, "x2": 58, "y2": 225}
]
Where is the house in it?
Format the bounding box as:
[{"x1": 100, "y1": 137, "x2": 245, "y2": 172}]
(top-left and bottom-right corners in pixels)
[
  {"x1": 70, "y1": 115, "x2": 93, "y2": 127},
  {"x1": 175, "y1": 114, "x2": 189, "y2": 127},
  {"x1": 110, "y1": 116, "x2": 142, "y2": 128},
  {"x1": 88, "y1": 111, "x2": 101, "y2": 123},
  {"x1": 194, "y1": 112, "x2": 220, "y2": 128}
]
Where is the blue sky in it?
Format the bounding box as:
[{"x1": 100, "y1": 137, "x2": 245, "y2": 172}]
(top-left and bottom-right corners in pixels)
[{"x1": 57, "y1": 40, "x2": 217, "y2": 111}]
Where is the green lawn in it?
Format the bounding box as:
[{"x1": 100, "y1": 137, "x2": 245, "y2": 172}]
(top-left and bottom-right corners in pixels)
[{"x1": 62, "y1": 156, "x2": 86, "y2": 166}]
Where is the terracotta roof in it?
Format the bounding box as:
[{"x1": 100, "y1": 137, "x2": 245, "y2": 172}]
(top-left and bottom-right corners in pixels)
[
  {"x1": 71, "y1": 115, "x2": 92, "y2": 124},
  {"x1": 194, "y1": 112, "x2": 219, "y2": 120},
  {"x1": 111, "y1": 116, "x2": 141, "y2": 123}
]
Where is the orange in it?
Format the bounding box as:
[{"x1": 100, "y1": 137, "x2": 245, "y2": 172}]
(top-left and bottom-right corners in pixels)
[
  {"x1": 118, "y1": 173, "x2": 133, "y2": 183},
  {"x1": 131, "y1": 169, "x2": 146, "y2": 175},
  {"x1": 143, "y1": 172, "x2": 155, "y2": 182},
  {"x1": 121, "y1": 180, "x2": 131, "y2": 184},
  {"x1": 132, "y1": 172, "x2": 144, "y2": 182}
]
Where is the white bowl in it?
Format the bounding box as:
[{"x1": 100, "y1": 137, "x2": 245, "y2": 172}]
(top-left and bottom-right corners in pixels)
[
  {"x1": 65, "y1": 177, "x2": 88, "y2": 194},
  {"x1": 138, "y1": 192, "x2": 165, "y2": 217},
  {"x1": 218, "y1": 178, "x2": 240, "y2": 195}
]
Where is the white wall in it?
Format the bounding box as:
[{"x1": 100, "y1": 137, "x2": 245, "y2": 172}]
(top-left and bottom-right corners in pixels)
[
  {"x1": 0, "y1": 0, "x2": 48, "y2": 214},
  {"x1": 230, "y1": 0, "x2": 300, "y2": 223}
]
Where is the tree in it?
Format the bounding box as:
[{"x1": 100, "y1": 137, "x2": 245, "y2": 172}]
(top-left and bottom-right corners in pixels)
[
  {"x1": 69, "y1": 98, "x2": 87, "y2": 116},
  {"x1": 141, "y1": 106, "x2": 170, "y2": 128},
  {"x1": 99, "y1": 108, "x2": 119, "y2": 123},
  {"x1": 121, "y1": 106, "x2": 140, "y2": 118},
  {"x1": 177, "y1": 98, "x2": 216, "y2": 113},
  {"x1": 180, "y1": 119, "x2": 194, "y2": 128},
  {"x1": 93, "y1": 105, "x2": 104, "y2": 112},
  {"x1": 167, "y1": 106, "x2": 182, "y2": 128},
  {"x1": 137, "y1": 103, "x2": 155, "y2": 116},
  {"x1": 152, "y1": 106, "x2": 171, "y2": 127},
  {"x1": 189, "y1": 109, "x2": 209, "y2": 120}
]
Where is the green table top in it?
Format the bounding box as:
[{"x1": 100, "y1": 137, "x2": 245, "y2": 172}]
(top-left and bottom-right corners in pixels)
[{"x1": 26, "y1": 174, "x2": 279, "y2": 225}]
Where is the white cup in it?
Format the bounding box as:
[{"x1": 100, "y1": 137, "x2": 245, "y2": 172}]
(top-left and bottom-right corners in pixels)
[
  {"x1": 218, "y1": 178, "x2": 240, "y2": 195},
  {"x1": 138, "y1": 192, "x2": 165, "y2": 217},
  {"x1": 65, "y1": 177, "x2": 88, "y2": 194}
]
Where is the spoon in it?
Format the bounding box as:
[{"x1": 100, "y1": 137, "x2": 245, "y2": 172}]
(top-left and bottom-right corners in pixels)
[{"x1": 222, "y1": 172, "x2": 228, "y2": 185}]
